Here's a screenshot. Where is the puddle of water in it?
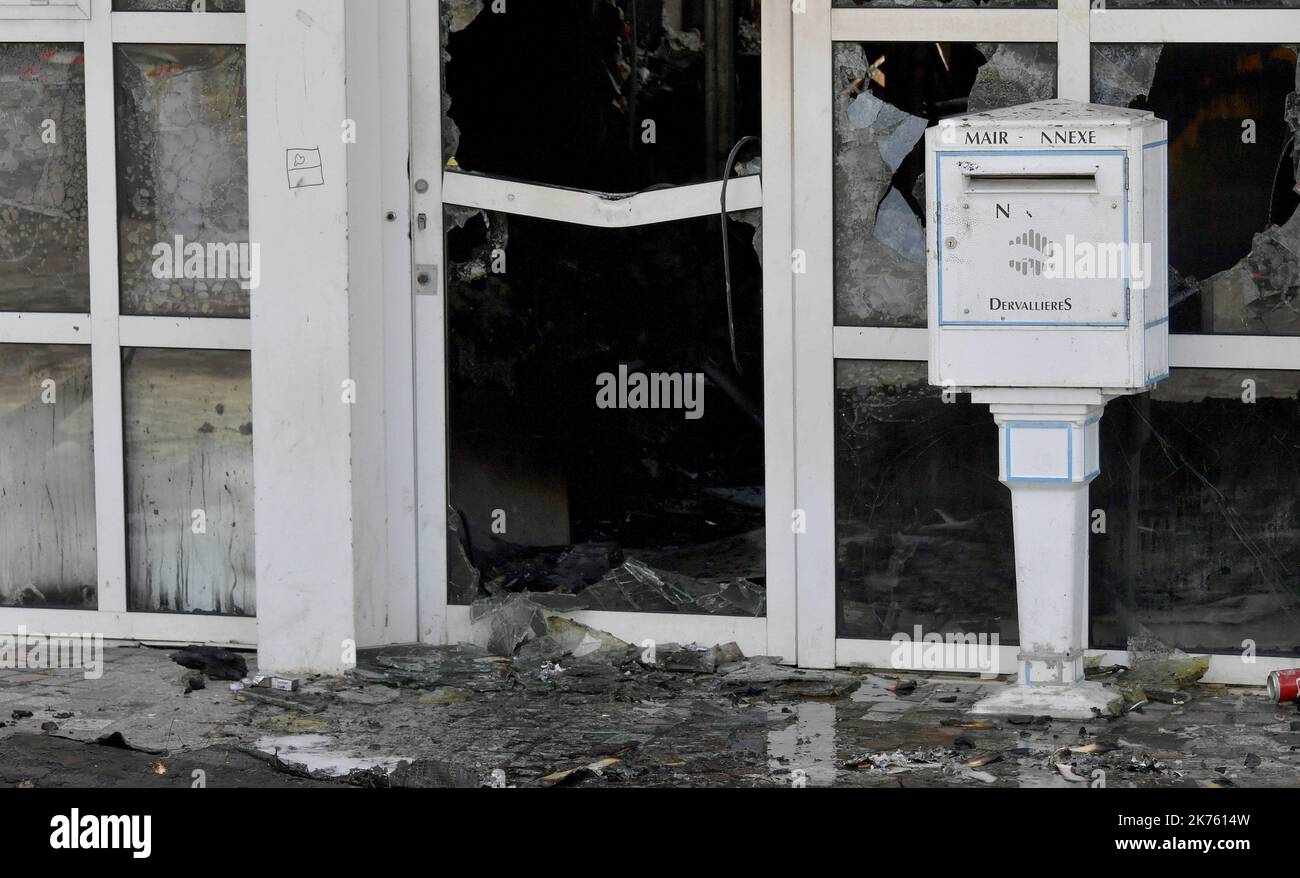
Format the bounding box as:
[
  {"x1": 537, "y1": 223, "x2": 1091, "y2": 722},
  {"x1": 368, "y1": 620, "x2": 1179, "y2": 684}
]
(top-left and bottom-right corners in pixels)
[
  {"x1": 766, "y1": 702, "x2": 838, "y2": 787},
  {"x1": 851, "y1": 685, "x2": 897, "y2": 704},
  {"x1": 254, "y1": 734, "x2": 410, "y2": 778}
]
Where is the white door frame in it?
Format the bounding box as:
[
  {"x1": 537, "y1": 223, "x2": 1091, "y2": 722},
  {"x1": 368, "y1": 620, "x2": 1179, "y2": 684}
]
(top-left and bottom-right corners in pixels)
[
  {"x1": 794, "y1": 0, "x2": 1300, "y2": 683},
  {"x1": 408, "y1": 0, "x2": 798, "y2": 661}
]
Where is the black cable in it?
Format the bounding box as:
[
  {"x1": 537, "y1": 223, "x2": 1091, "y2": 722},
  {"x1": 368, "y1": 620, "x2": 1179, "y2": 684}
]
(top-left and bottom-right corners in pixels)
[
  {"x1": 721, "y1": 135, "x2": 760, "y2": 375},
  {"x1": 1267, "y1": 134, "x2": 1295, "y2": 229}
]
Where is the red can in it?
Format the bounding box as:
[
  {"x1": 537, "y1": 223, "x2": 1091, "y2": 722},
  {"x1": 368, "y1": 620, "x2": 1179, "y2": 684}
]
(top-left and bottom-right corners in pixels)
[{"x1": 1267, "y1": 669, "x2": 1300, "y2": 703}]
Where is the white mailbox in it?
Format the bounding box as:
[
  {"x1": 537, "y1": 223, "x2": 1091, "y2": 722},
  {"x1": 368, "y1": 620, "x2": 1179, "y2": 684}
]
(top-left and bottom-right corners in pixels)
[
  {"x1": 923, "y1": 100, "x2": 1169, "y2": 719},
  {"x1": 925, "y1": 99, "x2": 1169, "y2": 392}
]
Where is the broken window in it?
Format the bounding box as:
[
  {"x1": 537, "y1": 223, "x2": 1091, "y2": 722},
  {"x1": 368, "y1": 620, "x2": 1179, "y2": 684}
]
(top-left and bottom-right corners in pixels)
[
  {"x1": 114, "y1": 44, "x2": 250, "y2": 318},
  {"x1": 836, "y1": 361, "x2": 1300, "y2": 658},
  {"x1": 0, "y1": 43, "x2": 89, "y2": 314},
  {"x1": 441, "y1": 0, "x2": 762, "y2": 191},
  {"x1": 123, "y1": 348, "x2": 254, "y2": 615},
  {"x1": 1091, "y1": 369, "x2": 1300, "y2": 657},
  {"x1": 0, "y1": 345, "x2": 96, "y2": 609},
  {"x1": 835, "y1": 360, "x2": 1018, "y2": 643},
  {"x1": 446, "y1": 209, "x2": 766, "y2": 616},
  {"x1": 833, "y1": 42, "x2": 1058, "y2": 327},
  {"x1": 1093, "y1": 43, "x2": 1300, "y2": 334}
]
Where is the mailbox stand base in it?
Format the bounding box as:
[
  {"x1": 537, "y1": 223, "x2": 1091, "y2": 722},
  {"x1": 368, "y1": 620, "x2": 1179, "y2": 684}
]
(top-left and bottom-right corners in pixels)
[
  {"x1": 970, "y1": 680, "x2": 1119, "y2": 720},
  {"x1": 967, "y1": 392, "x2": 1122, "y2": 721}
]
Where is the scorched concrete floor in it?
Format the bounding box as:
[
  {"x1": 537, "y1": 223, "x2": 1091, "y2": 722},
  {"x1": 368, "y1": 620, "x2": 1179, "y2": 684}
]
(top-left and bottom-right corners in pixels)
[{"x1": 0, "y1": 643, "x2": 1296, "y2": 788}]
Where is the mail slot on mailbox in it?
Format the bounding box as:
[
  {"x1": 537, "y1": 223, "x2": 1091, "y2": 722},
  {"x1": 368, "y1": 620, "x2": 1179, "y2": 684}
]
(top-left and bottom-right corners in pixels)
[
  {"x1": 925, "y1": 99, "x2": 1168, "y2": 392},
  {"x1": 923, "y1": 100, "x2": 1169, "y2": 719}
]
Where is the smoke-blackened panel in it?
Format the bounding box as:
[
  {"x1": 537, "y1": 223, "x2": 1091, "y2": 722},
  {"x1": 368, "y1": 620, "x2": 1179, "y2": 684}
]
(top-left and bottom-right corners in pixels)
[
  {"x1": 115, "y1": 44, "x2": 250, "y2": 318},
  {"x1": 0, "y1": 345, "x2": 96, "y2": 609},
  {"x1": 0, "y1": 44, "x2": 89, "y2": 313},
  {"x1": 123, "y1": 348, "x2": 254, "y2": 616},
  {"x1": 445, "y1": 210, "x2": 766, "y2": 615}
]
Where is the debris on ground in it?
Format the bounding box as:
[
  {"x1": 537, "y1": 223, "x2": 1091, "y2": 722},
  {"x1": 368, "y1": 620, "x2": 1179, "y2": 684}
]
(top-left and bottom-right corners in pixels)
[
  {"x1": 457, "y1": 532, "x2": 767, "y2": 618},
  {"x1": 843, "y1": 747, "x2": 954, "y2": 772},
  {"x1": 0, "y1": 642, "x2": 1294, "y2": 788},
  {"x1": 1078, "y1": 636, "x2": 1211, "y2": 712},
  {"x1": 1126, "y1": 635, "x2": 1211, "y2": 690},
  {"x1": 540, "y1": 757, "x2": 623, "y2": 787},
  {"x1": 252, "y1": 674, "x2": 300, "y2": 693},
  {"x1": 94, "y1": 731, "x2": 167, "y2": 756},
  {"x1": 469, "y1": 594, "x2": 551, "y2": 656},
  {"x1": 720, "y1": 661, "x2": 859, "y2": 698},
  {"x1": 355, "y1": 643, "x2": 513, "y2": 692},
  {"x1": 841, "y1": 746, "x2": 1004, "y2": 785},
  {"x1": 170, "y1": 645, "x2": 249, "y2": 681}
]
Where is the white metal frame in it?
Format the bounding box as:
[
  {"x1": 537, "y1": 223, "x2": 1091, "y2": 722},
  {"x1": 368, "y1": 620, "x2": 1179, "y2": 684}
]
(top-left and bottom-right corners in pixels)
[
  {"x1": 0, "y1": 0, "x2": 90, "y2": 21},
  {"x1": 411, "y1": 0, "x2": 799, "y2": 660},
  {"x1": 347, "y1": 0, "x2": 419, "y2": 649},
  {"x1": 796, "y1": 0, "x2": 1300, "y2": 679},
  {"x1": 0, "y1": 0, "x2": 255, "y2": 646}
]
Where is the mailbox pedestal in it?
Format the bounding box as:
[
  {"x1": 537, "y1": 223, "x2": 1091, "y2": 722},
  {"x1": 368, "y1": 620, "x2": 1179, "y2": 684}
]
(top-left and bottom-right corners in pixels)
[{"x1": 969, "y1": 390, "x2": 1120, "y2": 719}]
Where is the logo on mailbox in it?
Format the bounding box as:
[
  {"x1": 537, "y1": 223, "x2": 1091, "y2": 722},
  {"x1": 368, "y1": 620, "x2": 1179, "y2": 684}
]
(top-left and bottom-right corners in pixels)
[{"x1": 1008, "y1": 228, "x2": 1054, "y2": 277}]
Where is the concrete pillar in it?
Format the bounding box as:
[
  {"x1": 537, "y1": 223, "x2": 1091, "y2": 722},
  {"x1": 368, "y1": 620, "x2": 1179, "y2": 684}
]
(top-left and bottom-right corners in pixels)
[{"x1": 247, "y1": 0, "x2": 357, "y2": 674}]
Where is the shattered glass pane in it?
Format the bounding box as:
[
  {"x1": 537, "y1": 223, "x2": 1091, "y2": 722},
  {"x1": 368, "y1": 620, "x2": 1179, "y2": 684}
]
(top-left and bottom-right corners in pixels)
[
  {"x1": 115, "y1": 44, "x2": 250, "y2": 318},
  {"x1": 833, "y1": 42, "x2": 1057, "y2": 327},
  {"x1": 0, "y1": 44, "x2": 89, "y2": 313},
  {"x1": 123, "y1": 348, "x2": 254, "y2": 615},
  {"x1": 0, "y1": 345, "x2": 96, "y2": 609},
  {"x1": 837, "y1": 361, "x2": 1300, "y2": 657},
  {"x1": 441, "y1": 0, "x2": 762, "y2": 190},
  {"x1": 834, "y1": 360, "x2": 1018, "y2": 643},
  {"x1": 1091, "y1": 369, "x2": 1300, "y2": 657},
  {"x1": 445, "y1": 210, "x2": 766, "y2": 615},
  {"x1": 1093, "y1": 44, "x2": 1300, "y2": 334},
  {"x1": 114, "y1": 1, "x2": 244, "y2": 10}
]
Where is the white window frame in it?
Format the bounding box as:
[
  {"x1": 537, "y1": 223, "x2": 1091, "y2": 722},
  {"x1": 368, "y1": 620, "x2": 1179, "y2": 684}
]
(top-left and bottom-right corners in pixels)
[
  {"x1": 0, "y1": 0, "x2": 91, "y2": 21},
  {"x1": 0, "y1": 0, "x2": 254, "y2": 645},
  {"x1": 795, "y1": 0, "x2": 1300, "y2": 682},
  {"x1": 409, "y1": 1, "x2": 796, "y2": 660}
]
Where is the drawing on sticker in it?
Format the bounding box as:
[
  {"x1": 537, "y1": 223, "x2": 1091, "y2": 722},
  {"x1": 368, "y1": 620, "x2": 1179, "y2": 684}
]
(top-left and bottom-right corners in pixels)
[{"x1": 286, "y1": 147, "x2": 324, "y2": 189}]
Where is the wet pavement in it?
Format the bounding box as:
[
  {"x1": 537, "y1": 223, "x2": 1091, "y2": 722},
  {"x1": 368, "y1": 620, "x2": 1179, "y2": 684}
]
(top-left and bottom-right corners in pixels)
[{"x1": 0, "y1": 636, "x2": 1298, "y2": 788}]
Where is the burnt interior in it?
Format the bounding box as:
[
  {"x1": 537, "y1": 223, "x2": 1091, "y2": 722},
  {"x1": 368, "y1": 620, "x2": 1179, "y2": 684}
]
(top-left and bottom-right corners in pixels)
[
  {"x1": 1127, "y1": 44, "x2": 1300, "y2": 332},
  {"x1": 445, "y1": 0, "x2": 761, "y2": 191},
  {"x1": 445, "y1": 210, "x2": 766, "y2": 614},
  {"x1": 442, "y1": 2, "x2": 767, "y2": 615}
]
